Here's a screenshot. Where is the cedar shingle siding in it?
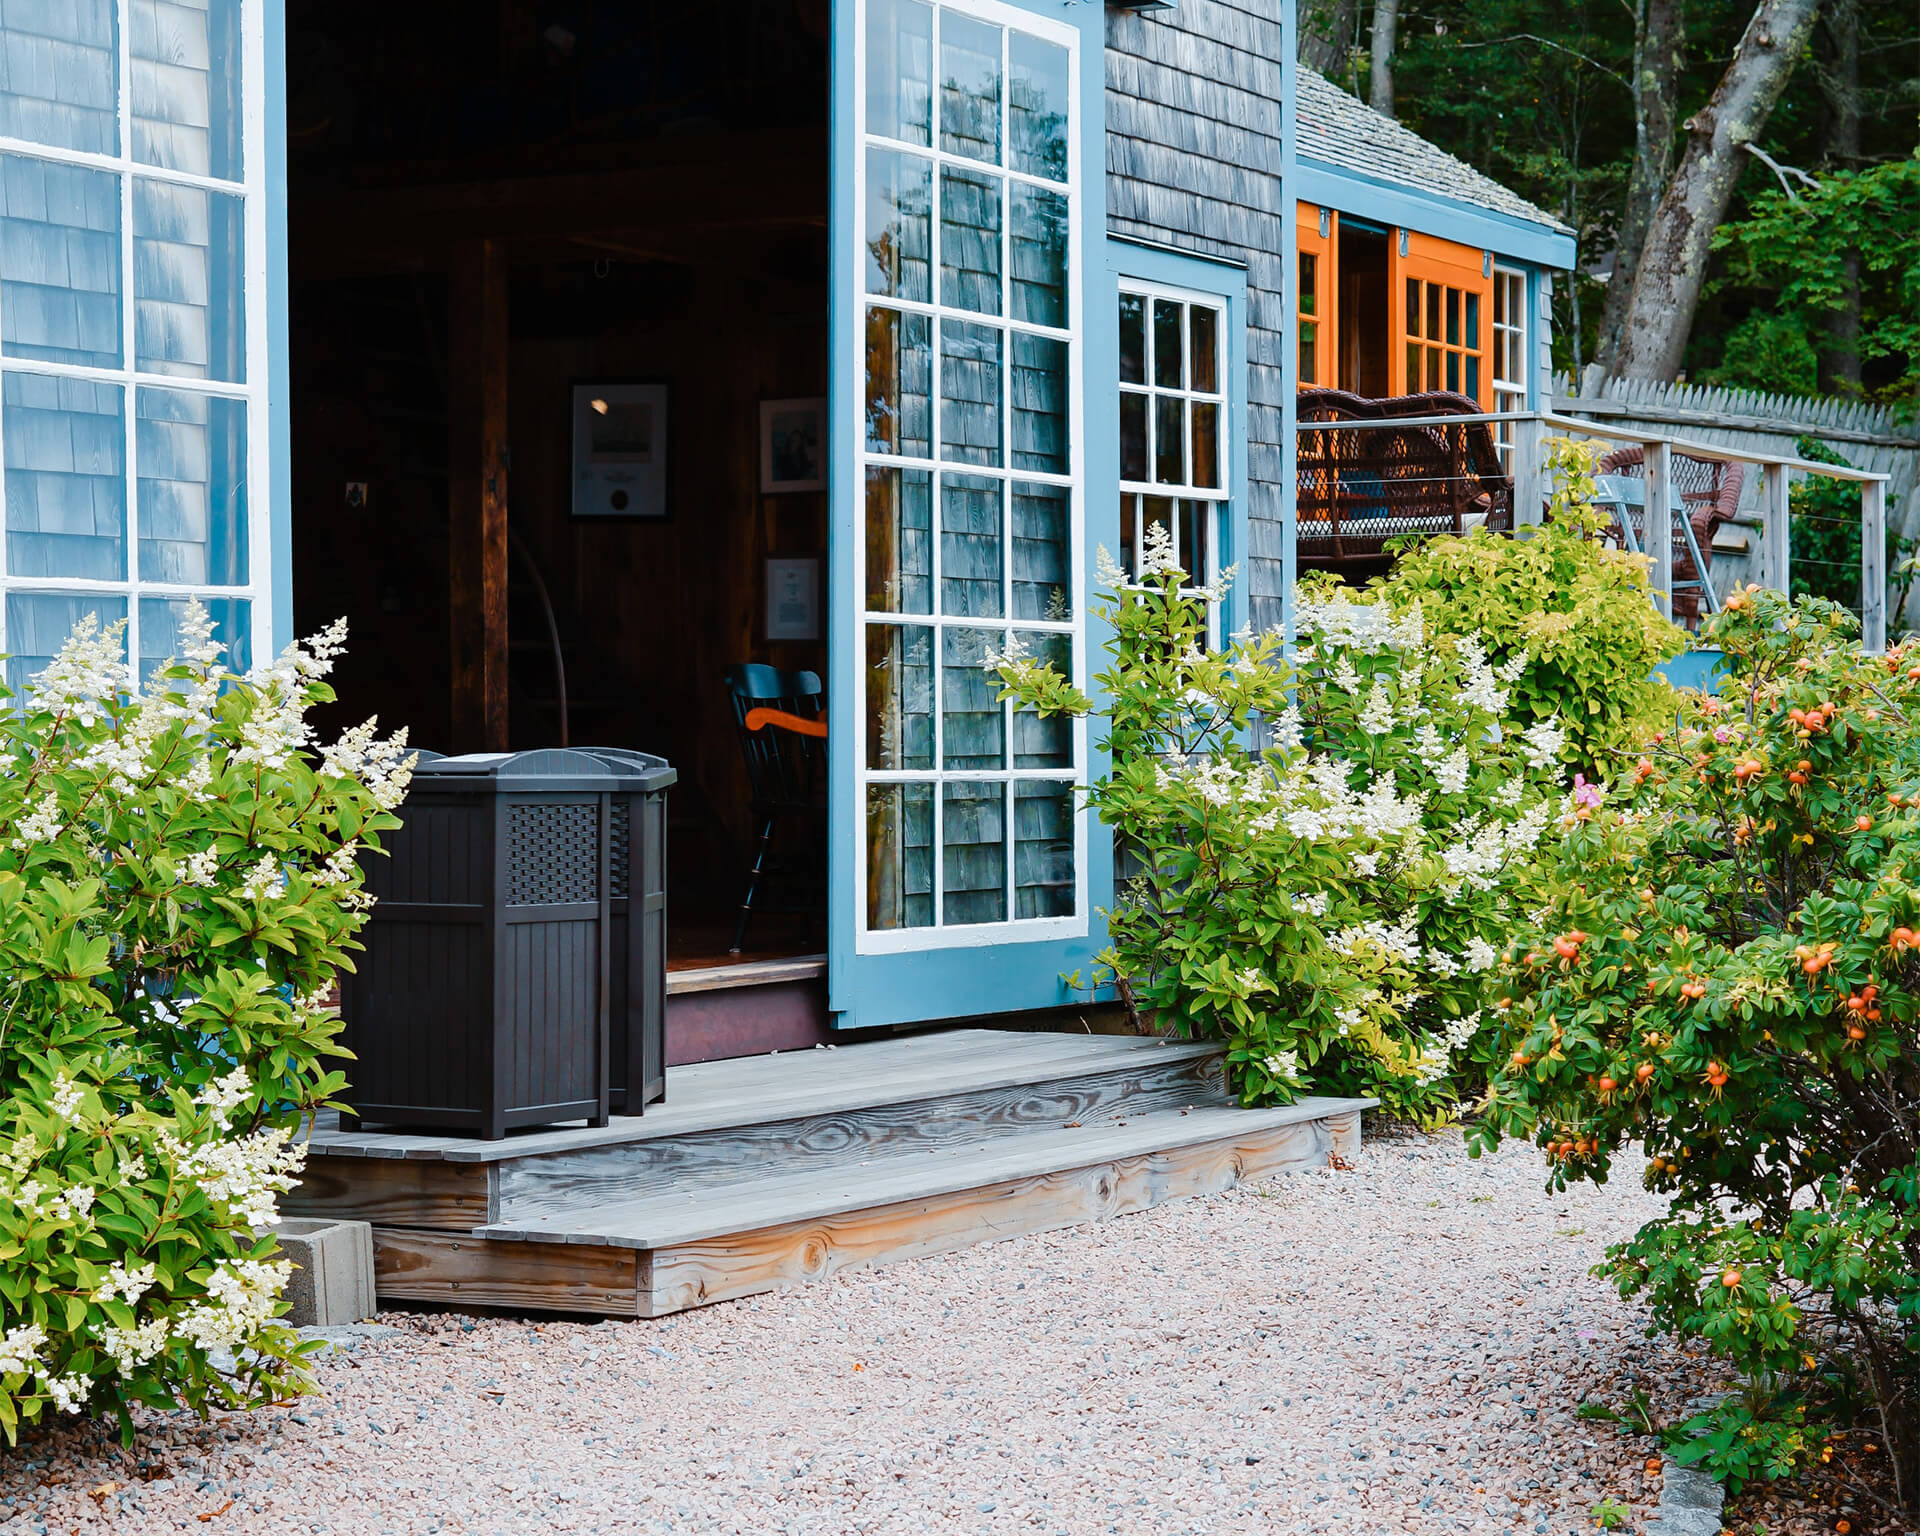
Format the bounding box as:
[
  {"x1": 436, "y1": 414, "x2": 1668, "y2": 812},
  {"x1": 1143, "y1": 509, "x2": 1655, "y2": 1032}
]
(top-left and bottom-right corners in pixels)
[{"x1": 1105, "y1": 0, "x2": 1289, "y2": 632}]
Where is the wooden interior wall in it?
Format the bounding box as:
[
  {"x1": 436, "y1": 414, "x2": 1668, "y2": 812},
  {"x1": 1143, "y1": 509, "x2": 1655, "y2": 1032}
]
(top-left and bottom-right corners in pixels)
[{"x1": 506, "y1": 253, "x2": 828, "y2": 916}]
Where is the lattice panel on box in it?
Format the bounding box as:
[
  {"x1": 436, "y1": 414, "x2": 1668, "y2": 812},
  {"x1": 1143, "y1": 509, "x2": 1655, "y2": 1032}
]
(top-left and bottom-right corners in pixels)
[
  {"x1": 607, "y1": 800, "x2": 630, "y2": 901},
  {"x1": 505, "y1": 803, "x2": 599, "y2": 905}
]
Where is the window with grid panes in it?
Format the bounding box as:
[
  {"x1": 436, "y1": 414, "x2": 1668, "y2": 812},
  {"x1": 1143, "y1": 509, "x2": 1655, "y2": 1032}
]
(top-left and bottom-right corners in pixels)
[
  {"x1": 1404, "y1": 274, "x2": 1484, "y2": 403},
  {"x1": 0, "y1": 1, "x2": 265, "y2": 690},
  {"x1": 859, "y1": 0, "x2": 1082, "y2": 940},
  {"x1": 1491, "y1": 267, "x2": 1527, "y2": 471},
  {"x1": 1117, "y1": 282, "x2": 1227, "y2": 646}
]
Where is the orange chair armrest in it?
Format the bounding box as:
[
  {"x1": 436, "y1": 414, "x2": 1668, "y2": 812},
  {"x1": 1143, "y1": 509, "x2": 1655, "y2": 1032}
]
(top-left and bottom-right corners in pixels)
[{"x1": 744, "y1": 706, "x2": 828, "y2": 739}]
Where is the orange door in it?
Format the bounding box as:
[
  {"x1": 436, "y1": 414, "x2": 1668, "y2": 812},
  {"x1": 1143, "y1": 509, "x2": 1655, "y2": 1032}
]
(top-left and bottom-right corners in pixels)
[
  {"x1": 1296, "y1": 203, "x2": 1337, "y2": 391},
  {"x1": 1388, "y1": 231, "x2": 1492, "y2": 407}
]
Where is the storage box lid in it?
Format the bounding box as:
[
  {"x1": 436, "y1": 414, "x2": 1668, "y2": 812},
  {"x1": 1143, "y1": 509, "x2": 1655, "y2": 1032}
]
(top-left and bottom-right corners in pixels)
[
  {"x1": 410, "y1": 749, "x2": 625, "y2": 791},
  {"x1": 576, "y1": 746, "x2": 678, "y2": 792}
]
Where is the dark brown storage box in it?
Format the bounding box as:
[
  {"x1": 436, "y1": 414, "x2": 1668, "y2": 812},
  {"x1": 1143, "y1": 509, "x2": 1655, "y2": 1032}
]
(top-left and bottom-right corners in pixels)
[
  {"x1": 341, "y1": 749, "x2": 624, "y2": 1138},
  {"x1": 579, "y1": 748, "x2": 675, "y2": 1115}
]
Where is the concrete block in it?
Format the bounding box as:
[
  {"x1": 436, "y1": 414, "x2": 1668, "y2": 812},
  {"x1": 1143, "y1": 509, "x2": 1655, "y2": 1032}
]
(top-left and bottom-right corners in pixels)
[{"x1": 271, "y1": 1218, "x2": 376, "y2": 1328}]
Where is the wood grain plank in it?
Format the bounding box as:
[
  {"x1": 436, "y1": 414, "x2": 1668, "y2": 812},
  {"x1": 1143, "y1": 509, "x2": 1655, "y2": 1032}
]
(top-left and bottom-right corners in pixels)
[
  {"x1": 639, "y1": 1113, "x2": 1343, "y2": 1316},
  {"x1": 285, "y1": 1157, "x2": 494, "y2": 1229},
  {"x1": 373, "y1": 1227, "x2": 639, "y2": 1315},
  {"x1": 491, "y1": 1055, "x2": 1226, "y2": 1222}
]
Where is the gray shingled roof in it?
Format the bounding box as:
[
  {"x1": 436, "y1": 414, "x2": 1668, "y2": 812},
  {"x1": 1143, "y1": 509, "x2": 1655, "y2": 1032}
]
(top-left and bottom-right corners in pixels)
[{"x1": 1295, "y1": 66, "x2": 1574, "y2": 238}]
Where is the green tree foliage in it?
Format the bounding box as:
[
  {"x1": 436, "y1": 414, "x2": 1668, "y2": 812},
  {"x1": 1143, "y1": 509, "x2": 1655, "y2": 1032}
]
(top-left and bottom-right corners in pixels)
[{"x1": 1708, "y1": 158, "x2": 1920, "y2": 403}]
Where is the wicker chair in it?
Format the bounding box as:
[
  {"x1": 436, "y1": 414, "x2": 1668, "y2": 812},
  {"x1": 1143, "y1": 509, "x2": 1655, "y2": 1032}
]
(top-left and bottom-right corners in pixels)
[
  {"x1": 1296, "y1": 389, "x2": 1513, "y2": 575},
  {"x1": 1595, "y1": 446, "x2": 1745, "y2": 625}
]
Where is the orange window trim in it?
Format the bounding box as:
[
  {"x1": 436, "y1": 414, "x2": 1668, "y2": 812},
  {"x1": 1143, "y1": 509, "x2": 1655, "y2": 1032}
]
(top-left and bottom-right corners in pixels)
[
  {"x1": 1389, "y1": 230, "x2": 1493, "y2": 408},
  {"x1": 1295, "y1": 202, "x2": 1336, "y2": 390}
]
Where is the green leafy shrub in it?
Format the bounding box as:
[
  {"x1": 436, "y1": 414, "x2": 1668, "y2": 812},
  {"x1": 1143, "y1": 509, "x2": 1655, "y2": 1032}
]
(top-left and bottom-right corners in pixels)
[
  {"x1": 1471, "y1": 585, "x2": 1920, "y2": 1504},
  {"x1": 1374, "y1": 438, "x2": 1690, "y2": 774},
  {"x1": 0, "y1": 606, "x2": 412, "y2": 1441},
  {"x1": 993, "y1": 529, "x2": 1567, "y2": 1121}
]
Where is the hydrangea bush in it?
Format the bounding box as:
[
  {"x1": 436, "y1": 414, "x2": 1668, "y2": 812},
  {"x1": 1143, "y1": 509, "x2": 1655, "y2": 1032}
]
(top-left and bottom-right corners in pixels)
[
  {"x1": 0, "y1": 606, "x2": 411, "y2": 1441},
  {"x1": 1375, "y1": 437, "x2": 1688, "y2": 774},
  {"x1": 1472, "y1": 588, "x2": 1920, "y2": 1502},
  {"x1": 994, "y1": 529, "x2": 1569, "y2": 1121}
]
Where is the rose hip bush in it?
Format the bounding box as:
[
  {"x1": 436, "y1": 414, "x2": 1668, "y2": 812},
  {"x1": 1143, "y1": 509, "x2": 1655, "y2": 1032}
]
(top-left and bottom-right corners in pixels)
[
  {"x1": 1472, "y1": 586, "x2": 1920, "y2": 1504},
  {"x1": 0, "y1": 605, "x2": 412, "y2": 1441},
  {"x1": 994, "y1": 528, "x2": 1568, "y2": 1121}
]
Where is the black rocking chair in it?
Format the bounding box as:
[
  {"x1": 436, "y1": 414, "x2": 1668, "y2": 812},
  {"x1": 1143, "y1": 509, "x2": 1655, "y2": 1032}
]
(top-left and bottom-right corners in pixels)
[{"x1": 724, "y1": 664, "x2": 827, "y2": 954}]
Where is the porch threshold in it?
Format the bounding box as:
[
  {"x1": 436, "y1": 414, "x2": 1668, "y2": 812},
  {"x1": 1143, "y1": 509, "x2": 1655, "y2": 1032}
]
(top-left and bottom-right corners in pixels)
[{"x1": 665, "y1": 953, "x2": 826, "y2": 996}]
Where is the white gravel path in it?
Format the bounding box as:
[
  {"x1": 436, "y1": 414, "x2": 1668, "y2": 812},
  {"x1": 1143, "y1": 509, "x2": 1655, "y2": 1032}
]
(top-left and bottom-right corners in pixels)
[{"x1": 0, "y1": 1131, "x2": 1729, "y2": 1536}]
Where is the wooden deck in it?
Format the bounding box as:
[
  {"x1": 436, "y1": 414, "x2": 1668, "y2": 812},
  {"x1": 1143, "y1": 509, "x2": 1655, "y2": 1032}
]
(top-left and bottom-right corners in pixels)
[{"x1": 288, "y1": 1030, "x2": 1373, "y2": 1317}]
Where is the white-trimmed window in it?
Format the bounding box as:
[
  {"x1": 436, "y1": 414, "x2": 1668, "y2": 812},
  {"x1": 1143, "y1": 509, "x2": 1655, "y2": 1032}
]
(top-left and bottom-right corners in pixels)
[
  {"x1": 1491, "y1": 267, "x2": 1528, "y2": 471},
  {"x1": 856, "y1": 0, "x2": 1085, "y2": 945},
  {"x1": 1118, "y1": 281, "x2": 1228, "y2": 646},
  {"x1": 0, "y1": 0, "x2": 267, "y2": 691}
]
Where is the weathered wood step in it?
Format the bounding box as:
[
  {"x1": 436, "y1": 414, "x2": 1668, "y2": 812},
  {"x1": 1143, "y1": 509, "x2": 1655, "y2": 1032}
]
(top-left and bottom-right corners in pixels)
[
  {"x1": 486, "y1": 1047, "x2": 1229, "y2": 1222},
  {"x1": 368, "y1": 1096, "x2": 1372, "y2": 1317}
]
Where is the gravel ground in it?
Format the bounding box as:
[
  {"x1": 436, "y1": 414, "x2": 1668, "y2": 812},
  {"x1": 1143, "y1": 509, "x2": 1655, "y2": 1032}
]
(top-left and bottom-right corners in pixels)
[{"x1": 0, "y1": 1130, "x2": 1803, "y2": 1536}]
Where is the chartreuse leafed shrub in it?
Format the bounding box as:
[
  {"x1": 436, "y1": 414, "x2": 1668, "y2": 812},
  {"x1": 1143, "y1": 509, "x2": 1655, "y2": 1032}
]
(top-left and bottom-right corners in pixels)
[
  {"x1": 993, "y1": 525, "x2": 1569, "y2": 1122},
  {"x1": 1375, "y1": 437, "x2": 1689, "y2": 774},
  {"x1": 0, "y1": 605, "x2": 413, "y2": 1442},
  {"x1": 1471, "y1": 586, "x2": 1920, "y2": 1505}
]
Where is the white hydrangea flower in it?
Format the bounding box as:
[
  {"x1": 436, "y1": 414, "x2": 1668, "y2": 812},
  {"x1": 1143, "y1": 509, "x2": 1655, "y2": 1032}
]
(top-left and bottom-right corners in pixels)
[
  {"x1": 1521, "y1": 718, "x2": 1567, "y2": 770},
  {"x1": 195, "y1": 1066, "x2": 252, "y2": 1130},
  {"x1": 0, "y1": 1322, "x2": 47, "y2": 1379},
  {"x1": 10, "y1": 790, "x2": 63, "y2": 850},
  {"x1": 1435, "y1": 746, "x2": 1470, "y2": 795},
  {"x1": 1463, "y1": 936, "x2": 1500, "y2": 972},
  {"x1": 42, "y1": 1372, "x2": 89, "y2": 1414},
  {"x1": 239, "y1": 856, "x2": 287, "y2": 903},
  {"x1": 179, "y1": 847, "x2": 220, "y2": 887},
  {"x1": 1263, "y1": 1049, "x2": 1299, "y2": 1080},
  {"x1": 101, "y1": 1318, "x2": 170, "y2": 1378},
  {"x1": 1359, "y1": 683, "x2": 1396, "y2": 736},
  {"x1": 95, "y1": 1260, "x2": 158, "y2": 1307},
  {"x1": 1292, "y1": 891, "x2": 1330, "y2": 918},
  {"x1": 49, "y1": 1184, "x2": 95, "y2": 1221},
  {"x1": 48, "y1": 1074, "x2": 85, "y2": 1127}
]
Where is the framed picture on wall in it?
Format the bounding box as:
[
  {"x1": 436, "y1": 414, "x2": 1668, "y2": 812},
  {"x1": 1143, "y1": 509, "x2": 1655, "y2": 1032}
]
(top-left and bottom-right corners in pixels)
[
  {"x1": 573, "y1": 381, "x2": 669, "y2": 519},
  {"x1": 765, "y1": 557, "x2": 820, "y2": 641},
  {"x1": 759, "y1": 397, "x2": 826, "y2": 494}
]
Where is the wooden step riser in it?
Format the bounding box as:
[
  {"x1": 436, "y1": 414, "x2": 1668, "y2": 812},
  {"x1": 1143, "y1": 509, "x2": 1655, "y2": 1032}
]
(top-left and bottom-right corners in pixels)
[
  {"x1": 287, "y1": 1057, "x2": 1226, "y2": 1232},
  {"x1": 490, "y1": 1055, "x2": 1229, "y2": 1224},
  {"x1": 364, "y1": 1108, "x2": 1360, "y2": 1318}
]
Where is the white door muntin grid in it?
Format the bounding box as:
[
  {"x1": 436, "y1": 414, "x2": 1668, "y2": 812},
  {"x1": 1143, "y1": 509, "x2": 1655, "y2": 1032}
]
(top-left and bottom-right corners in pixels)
[{"x1": 852, "y1": 0, "x2": 1088, "y2": 953}]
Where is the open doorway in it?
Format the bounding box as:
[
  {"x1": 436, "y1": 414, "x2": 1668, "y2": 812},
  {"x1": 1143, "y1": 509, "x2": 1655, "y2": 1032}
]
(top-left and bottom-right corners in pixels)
[
  {"x1": 285, "y1": 1, "x2": 831, "y2": 976},
  {"x1": 1336, "y1": 225, "x2": 1390, "y2": 398}
]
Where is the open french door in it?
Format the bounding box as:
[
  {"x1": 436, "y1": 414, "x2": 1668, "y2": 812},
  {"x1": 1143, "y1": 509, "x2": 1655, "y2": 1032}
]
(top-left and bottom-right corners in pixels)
[{"x1": 826, "y1": 0, "x2": 1112, "y2": 1030}]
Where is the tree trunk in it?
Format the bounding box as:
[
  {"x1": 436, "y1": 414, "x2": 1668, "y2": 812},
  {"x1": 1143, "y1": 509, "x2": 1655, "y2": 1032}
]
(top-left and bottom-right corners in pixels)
[
  {"x1": 1368, "y1": 0, "x2": 1398, "y2": 118},
  {"x1": 1817, "y1": 0, "x2": 1863, "y2": 393},
  {"x1": 1596, "y1": 0, "x2": 1682, "y2": 371},
  {"x1": 1299, "y1": 0, "x2": 1360, "y2": 80},
  {"x1": 1612, "y1": 0, "x2": 1825, "y2": 382}
]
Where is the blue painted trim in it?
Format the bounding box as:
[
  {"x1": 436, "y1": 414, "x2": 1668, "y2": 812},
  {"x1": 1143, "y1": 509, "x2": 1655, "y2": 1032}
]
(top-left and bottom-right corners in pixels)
[
  {"x1": 827, "y1": 0, "x2": 1114, "y2": 1031},
  {"x1": 1295, "y1": 159, "x2": 1576, "y2": 271},
  {"x1": 1104, "y1": 241, "x2": 1250, "y2": 641},
  {"x1": 1655, "y1": 648, "x2": 1726, "y2": 693},
  {"x1": 265, "y1": 0, "x2": 292, "y2": 651}
]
